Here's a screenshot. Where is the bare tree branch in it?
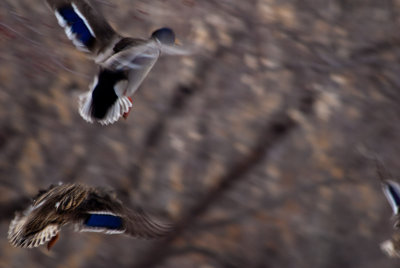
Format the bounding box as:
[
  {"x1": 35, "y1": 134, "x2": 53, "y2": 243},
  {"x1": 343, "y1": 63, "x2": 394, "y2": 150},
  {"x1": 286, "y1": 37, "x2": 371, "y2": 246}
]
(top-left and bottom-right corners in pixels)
[{"x1": 133, "y1": 87, "x2": 315, "y2": 267}]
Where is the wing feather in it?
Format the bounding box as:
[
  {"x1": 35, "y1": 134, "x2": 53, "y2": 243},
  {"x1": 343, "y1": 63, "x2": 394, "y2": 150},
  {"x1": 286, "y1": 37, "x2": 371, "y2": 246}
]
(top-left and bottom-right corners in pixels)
[
  {"x1": 47, "y1": 0, "x2": 118, "y2": 55},
  {"x1": 124, "y1": 208, "x2": 173, "y2": 239},
  {"x1": 383, "y1": 180, "x2": 400, "y2": 215},
  {"x1": 76, "y1": 190, "x2": 172, "y2": 238},
  {"x1": 8, "y1": 213, "x2": 60, "y2": 248}
]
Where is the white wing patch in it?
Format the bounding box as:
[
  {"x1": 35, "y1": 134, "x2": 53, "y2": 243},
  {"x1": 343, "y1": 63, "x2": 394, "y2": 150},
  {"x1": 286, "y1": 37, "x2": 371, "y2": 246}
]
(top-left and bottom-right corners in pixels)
[
  {"x1": 381, "y1": 240, "x2": 400, "y2": 258},
  {"x1": 114, "y1": 80, "x2": 128, "y2": 97},
  {"x1": 54, "y1": 10, "x2": 88, "y2": 52},
  {"x1": 87, "y1": 211, "x2": 119, "y2": 216},
  {"x1": 54, "y1": 11, "x2": 67, "y2": 27},
  {"x1": 78, "y1": 227, "x2": 125, "y2": 234},
  {"x1": 71, "y1": 3, "x2": 96, "y2": 38},
  {"x1": 32, "y1": 200, "x2": 46, "y2": 210}
]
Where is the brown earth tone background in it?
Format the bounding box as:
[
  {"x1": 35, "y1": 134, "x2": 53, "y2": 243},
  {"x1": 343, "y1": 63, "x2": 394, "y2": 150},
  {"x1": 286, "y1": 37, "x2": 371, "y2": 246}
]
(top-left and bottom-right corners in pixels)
[{"x1": 1, "y1": 0, "x2": 400, "y2": 267}]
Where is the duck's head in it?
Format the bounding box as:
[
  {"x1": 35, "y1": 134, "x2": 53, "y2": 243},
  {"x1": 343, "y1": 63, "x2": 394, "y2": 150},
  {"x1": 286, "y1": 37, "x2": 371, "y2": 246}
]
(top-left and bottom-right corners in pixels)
[{"x1": 151, "y1": 27, "x2": 175, "y2": 45}]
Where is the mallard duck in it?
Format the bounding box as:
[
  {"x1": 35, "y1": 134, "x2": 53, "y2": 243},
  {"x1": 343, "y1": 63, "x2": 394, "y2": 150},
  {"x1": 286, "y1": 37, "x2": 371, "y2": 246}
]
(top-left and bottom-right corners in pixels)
[
  {"x1": 8, "y1": 183, "x2": 171, "y2": 250},
  {"x1": 46, "y1": 0, "x2": 188, "y2": 125}
]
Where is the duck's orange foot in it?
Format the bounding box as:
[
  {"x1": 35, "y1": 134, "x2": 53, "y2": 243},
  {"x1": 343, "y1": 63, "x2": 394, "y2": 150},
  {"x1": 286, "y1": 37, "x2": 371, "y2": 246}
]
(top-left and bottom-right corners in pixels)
[
  {"x1": 47, "y1": 233, "x2": 59, "y2": 251},
  {"x1": 123, "y1": 97, "x2": 133, "y2": 119}
]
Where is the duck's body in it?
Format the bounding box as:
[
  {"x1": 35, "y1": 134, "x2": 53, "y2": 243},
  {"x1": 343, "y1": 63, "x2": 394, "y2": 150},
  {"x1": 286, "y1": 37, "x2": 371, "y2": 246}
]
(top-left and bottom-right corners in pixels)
[
  {"x1": 8, "y1": 183, "x2": 171, "y2": 249},
  {"x1": 46, "y1": 0, "x2": 186, "y2": 125}
]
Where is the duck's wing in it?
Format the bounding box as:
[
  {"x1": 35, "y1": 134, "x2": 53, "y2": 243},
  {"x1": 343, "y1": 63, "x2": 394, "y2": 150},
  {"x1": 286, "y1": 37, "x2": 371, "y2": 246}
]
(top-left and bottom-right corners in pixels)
[
  {"x1": 8, "y1": 207, "x2": 61, "y2": 248},
  {"x1": 382, "y1": 180, "x2": 400, "y2": 216},
  {"x1": 101, "y1": 41, "x2": 159, "y2": 97},
  {"x1": 101, "y1": 41, "x2": 158, "y2": 69},
  {"x1": 46, "y1": 0, "x2": 119, "y2": 56},
  {"x1": 123, "y1": 208, "x2": 173, "y2": 239},
  {"x1": 103, "y1": 39, "x2": 191, "y2": 96},
  {"x1": 75, "y1": 191, "x2": 172, "y2": 238},
  {"x1": 124, "y1": 48, "x2": 159, "y2": 97}
]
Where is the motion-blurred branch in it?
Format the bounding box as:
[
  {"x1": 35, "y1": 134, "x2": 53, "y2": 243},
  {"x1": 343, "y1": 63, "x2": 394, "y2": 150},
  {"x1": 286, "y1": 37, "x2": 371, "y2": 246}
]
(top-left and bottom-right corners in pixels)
[
  {"x1": 195, "y1": 176, "x2": 363, "y2": 231},
  {"x1": 350, "y1": 37, "x2": 400, "y2": 61},
  {"x1": 274, "y1": 24, "x2": 400, "y2": 73},
  {"x1": 168, "y1": 245, "x2": 233, "y2": 267},
  {"x1": 133, "y1": 88, "x2": 315, "y2": 267},
  {"x1": 128, "y1": 46, "x2": 225, "y2": 192}
]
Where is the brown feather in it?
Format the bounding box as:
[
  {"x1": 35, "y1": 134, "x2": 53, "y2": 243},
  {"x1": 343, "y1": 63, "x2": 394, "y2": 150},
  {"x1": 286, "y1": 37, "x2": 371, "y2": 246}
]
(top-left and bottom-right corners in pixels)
[{"x1": 8, "y1": 183, "x2": 172, "y2": 249}]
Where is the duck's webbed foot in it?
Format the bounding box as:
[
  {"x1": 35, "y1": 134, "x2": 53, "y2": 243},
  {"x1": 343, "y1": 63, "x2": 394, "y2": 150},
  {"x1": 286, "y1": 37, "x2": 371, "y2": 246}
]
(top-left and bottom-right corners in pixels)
[{"x1": 123, "y1": 97, "x2": 133, "y2": 119}]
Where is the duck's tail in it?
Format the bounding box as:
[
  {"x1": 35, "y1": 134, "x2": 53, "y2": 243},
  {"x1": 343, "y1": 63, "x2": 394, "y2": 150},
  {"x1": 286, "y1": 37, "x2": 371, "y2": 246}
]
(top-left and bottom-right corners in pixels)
[{"x1": 78, "y1": 69, "x2": 133, "y2": 125}]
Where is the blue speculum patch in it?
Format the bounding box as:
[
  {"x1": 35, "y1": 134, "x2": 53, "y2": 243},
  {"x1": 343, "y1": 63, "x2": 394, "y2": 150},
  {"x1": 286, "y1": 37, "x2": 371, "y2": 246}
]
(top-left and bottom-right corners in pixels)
[
  {"x1": 58, "y1": 6, "x2": 94, "y2": 46},
  {"x1": 85, "y1": 214, "x2": 123, "y2": 229}
]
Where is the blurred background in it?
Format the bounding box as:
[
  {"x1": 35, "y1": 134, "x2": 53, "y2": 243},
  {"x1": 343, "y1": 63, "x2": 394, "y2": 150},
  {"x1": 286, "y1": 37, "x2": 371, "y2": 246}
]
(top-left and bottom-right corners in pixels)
[{"x1": 1, "y1": 0, "x2": 400, "y2": 267}]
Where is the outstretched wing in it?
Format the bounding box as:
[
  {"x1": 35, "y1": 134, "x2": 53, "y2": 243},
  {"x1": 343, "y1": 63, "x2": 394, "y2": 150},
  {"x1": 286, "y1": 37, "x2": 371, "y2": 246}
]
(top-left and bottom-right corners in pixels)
[
  {"x1": 102, "y1": 39, "x2": 191, "y2": 97},
  {"x1": 102, "y1": 41, "x2": 159, "y2": 97},
  {"x1": 74, "y1": 189, "x2": 131, "y2": 234},
  {"x1": 75, "y1": 190, "x2": 172, "y2": 238},
  {"x1": 77, "y1": 209, "x2": 172, "y2": 239},
  {"x1": 46, "y1": 0, "x2": 118, "y2": 55},
  {"x1": 123, "y1": 208, "x2": 173, "y2": 239}
]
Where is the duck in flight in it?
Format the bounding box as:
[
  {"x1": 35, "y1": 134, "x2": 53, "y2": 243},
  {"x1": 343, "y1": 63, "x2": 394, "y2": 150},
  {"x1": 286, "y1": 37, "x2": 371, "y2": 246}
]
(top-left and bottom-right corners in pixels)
[
  {"x1": 8, "y1": 183, "x2": 171, "y2": 250},
  {"x1": 46, "y1": 0, "x2": 188, "y2": 125}
]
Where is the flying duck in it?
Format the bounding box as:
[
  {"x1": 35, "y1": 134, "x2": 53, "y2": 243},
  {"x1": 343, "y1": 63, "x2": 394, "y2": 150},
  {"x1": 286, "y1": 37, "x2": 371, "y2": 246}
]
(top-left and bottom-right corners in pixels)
[
  {"x1": 8, "y1": 183, "x2": 172, "y2": 249},
  {"x1": 46, "y1": 0, "x2": 187, "y2": 125}
]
